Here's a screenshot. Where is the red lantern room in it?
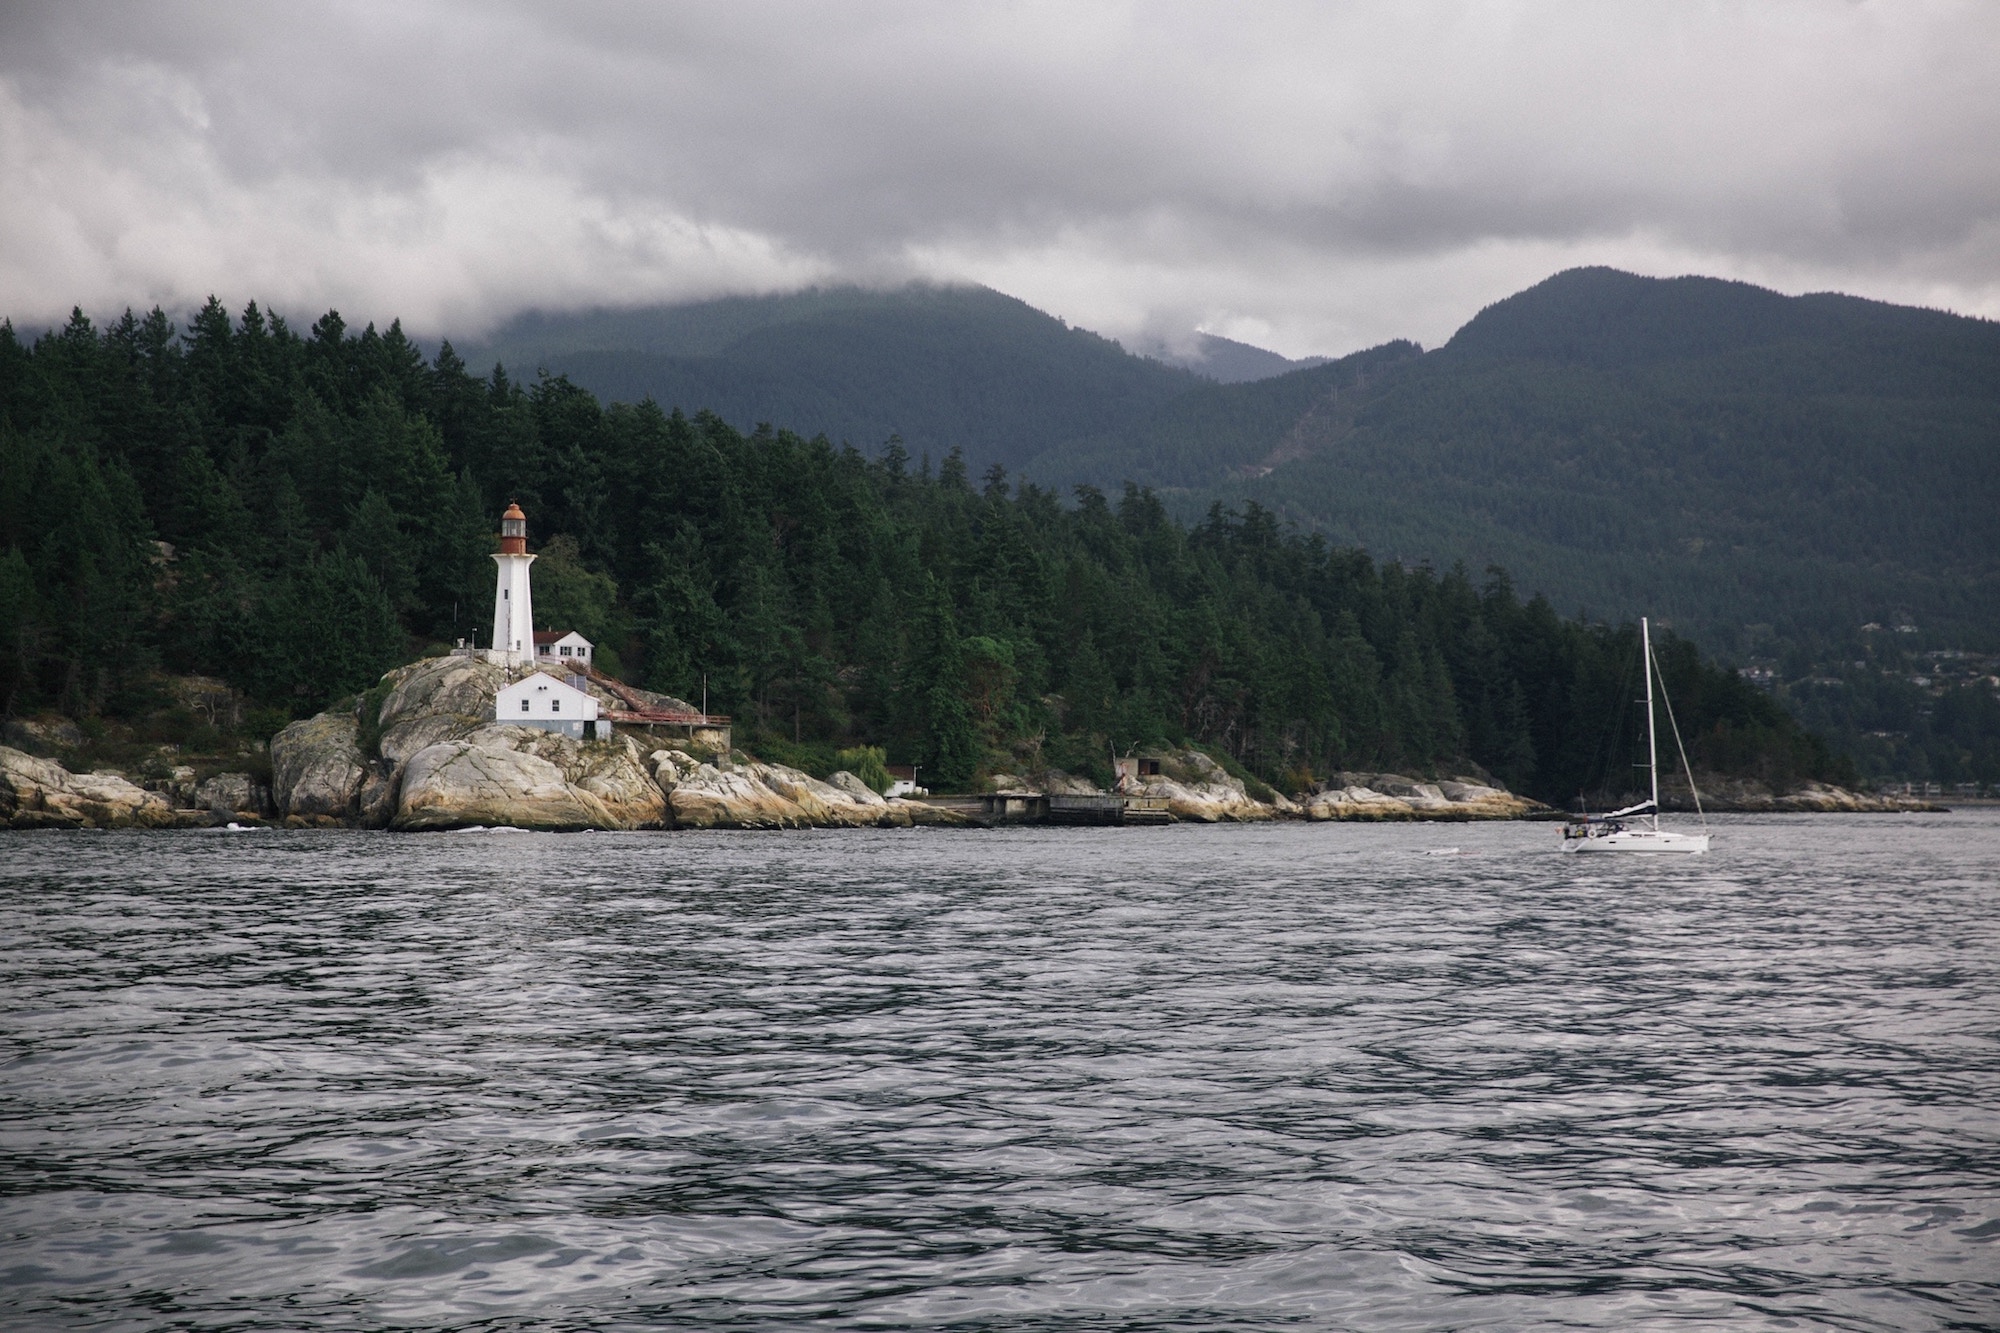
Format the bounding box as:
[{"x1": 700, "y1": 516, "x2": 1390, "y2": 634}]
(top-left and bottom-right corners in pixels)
[{"x1": 498, "y1": 502, "x2": 528, "y2": 554}]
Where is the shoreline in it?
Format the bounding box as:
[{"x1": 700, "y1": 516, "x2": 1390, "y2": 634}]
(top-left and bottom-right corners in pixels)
[
  {"x1": 0, "y1": 656, "x2": 1949, "y2": 834},
  {"x1": 0, "y1": 804, "x2": 1963, "y2": 833}
]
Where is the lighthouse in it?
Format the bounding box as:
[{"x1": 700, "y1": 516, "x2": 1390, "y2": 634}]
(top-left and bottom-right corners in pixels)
[{"x1": 490, "y1": 502, "x2": 536, "y2": 665}]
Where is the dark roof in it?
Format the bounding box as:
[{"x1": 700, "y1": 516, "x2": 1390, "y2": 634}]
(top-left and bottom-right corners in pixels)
[{"x1": 533, "y1": 630, "x2": 589, "y2": 645}]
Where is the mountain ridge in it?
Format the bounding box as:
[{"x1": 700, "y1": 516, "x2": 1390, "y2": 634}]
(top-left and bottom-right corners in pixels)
[{"x1": 451, "y1": 268, "x2": 1999, "y2": 653}]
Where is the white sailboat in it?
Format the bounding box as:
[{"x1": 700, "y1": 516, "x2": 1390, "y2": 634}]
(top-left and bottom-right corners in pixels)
[{"x1": 1562, "y1": 617, "x2": 1710, "y2": 854}]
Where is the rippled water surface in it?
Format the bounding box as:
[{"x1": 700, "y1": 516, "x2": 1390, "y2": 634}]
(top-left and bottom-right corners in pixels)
[{"x1": 3, "y1": 814, "x2": 1998, "y2": 1330}]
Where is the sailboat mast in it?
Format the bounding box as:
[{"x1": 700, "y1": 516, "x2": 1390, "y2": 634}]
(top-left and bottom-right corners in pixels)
[{"x1": 1642, "y1": 616, "x2": 1660, "y2": 830}]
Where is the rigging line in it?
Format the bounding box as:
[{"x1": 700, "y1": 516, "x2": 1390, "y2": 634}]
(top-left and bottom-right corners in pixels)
[{"x1": 1651, "y1": 644, "x2": 1708, "y2": 832}]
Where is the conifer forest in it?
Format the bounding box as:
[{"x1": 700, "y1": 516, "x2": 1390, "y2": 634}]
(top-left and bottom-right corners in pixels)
[{"x1": 0, "y1": 301, "x2": 1857, "y2": 800}]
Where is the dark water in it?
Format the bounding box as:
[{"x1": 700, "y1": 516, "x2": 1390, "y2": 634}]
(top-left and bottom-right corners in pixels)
[{"x1": 2, "y1": 813, "x2": 1997, "y2": 1331}]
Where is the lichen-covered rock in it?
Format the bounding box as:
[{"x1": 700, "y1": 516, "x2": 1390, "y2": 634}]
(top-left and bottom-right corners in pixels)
[
  {"x1": 752, "y1": 763, "x2": 894, "y2": 827},
  {"x1": 393, "y1": 726, "x2": 664, "y2": 831},
  {"x1": 271, "y1": 712, "x2": 367, "y2": 818},
  {"x1": 396, "y1": 738, "x2": 611, "y2": 831},
  {"x1": 0, "y1": 747, "x2": 175, "y2": 828},
  {"x1": 1661, "y1": 777, "x2": 1939, "y2": 813},
  {"x1": 374, "y1": 656, "x2": 506, "y2": 763},
  {"x1": 356, "y1": 764, "x2": 401, "y2": 828},
  {"x1": 1435, "y1": 779, "x2": 1542, "y2": 818},
  {"x1": 654, "y1": 754, "x2": 802, "y2": 829},
  {"x1": 193, "y1": 771, "x2": 269, "y2": 817},
  {"x1": 562, "y1": 734, "x2": 669, "y2": 828},
  {"x1": 1301, "y1": 773, "x2": 1545, "y2": 820},
  {"x1": 1133, "y1": 751, "x2": 1276, "y2": 822},
  {"x1": 829, "y1": 770, "x2": 888, "y2": 805},
  {"x1": 649, "y1": 751, "x2": 908, "y2": 828},
  {"x1": 888, "y1": 797, "x2": 976, "y2": 827},
  {"x1": 0, "y1": 748, "x2": 88, "y2": 827},
  {"x1": 162, "y1": 764, "x2": 199, "y2": 808},
  {"x1": 1301, "y1": 785, "x2": 1419, "y2": 821}
]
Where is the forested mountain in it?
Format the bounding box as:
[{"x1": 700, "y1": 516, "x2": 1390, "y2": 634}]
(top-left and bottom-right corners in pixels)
[
  {"x1": 0, "y1": 300, "x2": 1850, "y2": 802},
  {"x1": 1058, "y1": 269, "x2": 2000, "y2": 656},
  {"x1": 1119, "y1": 331, "x2": 1332, "y2": 383},
  {"x1": 457, "y1": 284, "x2": 1203, "y2": 474},
  {"x1": 461, "y1": 271, "x2": 1999, "y2": 664}
]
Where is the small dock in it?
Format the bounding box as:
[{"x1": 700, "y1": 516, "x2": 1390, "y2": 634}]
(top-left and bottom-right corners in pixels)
[{"x1": 919, "y1": 793, "x2": 1174, "y2": 827}]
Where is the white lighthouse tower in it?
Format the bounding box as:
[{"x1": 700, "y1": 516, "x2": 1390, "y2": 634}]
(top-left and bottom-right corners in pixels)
[{"x1": 490, "y1": 501, "x2": 536, "y2": 666}]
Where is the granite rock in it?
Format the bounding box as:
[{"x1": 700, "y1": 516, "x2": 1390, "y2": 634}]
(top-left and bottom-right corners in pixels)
[
  {"x1": 271, "y1": 712, "x2": 367, "y2": 818},
  {"x1": 0, "y1": 746, "x2": 175, "y2": 828}
]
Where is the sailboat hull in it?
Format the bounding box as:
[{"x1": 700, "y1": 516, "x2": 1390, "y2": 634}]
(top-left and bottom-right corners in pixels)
[{"x1": 1564, "y1": 828, "x2": 1709, "y2": 854}]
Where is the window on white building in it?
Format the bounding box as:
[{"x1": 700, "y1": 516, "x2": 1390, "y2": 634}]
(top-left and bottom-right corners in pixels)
[
  {"x1": 560, "y1": 646, "x2": 571, "y2": 656},
  {"x1": 520, "y1": 699, "x2": 530, "y2": 712},
  {"x1": 551, "y1": 699, "x2": 561, "y2": 712}
]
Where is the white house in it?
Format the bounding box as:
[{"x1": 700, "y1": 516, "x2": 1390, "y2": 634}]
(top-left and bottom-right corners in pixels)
[
  {"x1": 535, "y1": 630, "x2": 594, "y2": 665},
  {"x1": 496, "y1": 672, "x2": 601, "y2": 739}
]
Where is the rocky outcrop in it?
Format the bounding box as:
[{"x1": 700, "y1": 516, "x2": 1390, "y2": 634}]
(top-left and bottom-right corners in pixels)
[
  {"x1": 1128, "y1": 750, "x2": 1282, "y2": 822},
  {"x1": 1, "y1": 716, "x2": 84, "y2": 754},
  {"x1": 397, "y1": 737, "x2": 610, "y2": 831},
  {"x1": 994, "y1": 752, "x2": 1545, "y2": 823},
  {"x1": 395, "y1": 727, "x2": 665, "y2": 831},
  {"x1": 260, "y1": 656, "x2": 935, "y2": 833},
  {"x1": 271, "y1": 712, "x2": 368, "y2": 819},
  {"x1": 650, "y1": 750, "x2": 912, "y2": 828},
  {"x1": 193, "y1": 771, "x2": 270, "y2": 818},
  {"x1": 1300, "y1": 773, "x2": 1545, "y2": 821},
  {"x1": 829, "y1": 770, "x2": 888, "y2": 805},
  {"x1": 1661, "y1": 777, "x2": 1942, "y2": 813},
  {"x1": 1300, "y1": 784, "x2": 1427, "y2": 820},
  {"x1": 374, "y1": 656, "x2": 506, "y2": 763},
  {"x1": 890, "y1": 797, "x2": 976, "y2": 827},
  {"x1": 0, "y1": 746, "x2": 177, "y2": 828}
]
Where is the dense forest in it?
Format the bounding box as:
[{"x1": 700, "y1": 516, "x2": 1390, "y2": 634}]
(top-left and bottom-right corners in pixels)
[{"x1": 0, "y1": 299, "x2": 1855, "y2": 802}]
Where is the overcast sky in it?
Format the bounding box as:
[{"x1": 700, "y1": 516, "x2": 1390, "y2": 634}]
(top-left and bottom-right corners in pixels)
[{"x1": 3, "y1": 1, "x2": 1997, "y2": 356}]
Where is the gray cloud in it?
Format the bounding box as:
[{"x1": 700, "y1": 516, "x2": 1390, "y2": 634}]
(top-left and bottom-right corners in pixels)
[{"x1": 2, "y1": 0, "x2": 1996, "y2": 354}]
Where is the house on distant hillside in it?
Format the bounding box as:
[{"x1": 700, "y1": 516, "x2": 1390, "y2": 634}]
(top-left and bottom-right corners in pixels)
[
  {"x1": 535, "y1": 630, "x2": 594, "y2": 665},
  {"x1": 496, "y1": 672, "x2": 600, "y2": 739}
]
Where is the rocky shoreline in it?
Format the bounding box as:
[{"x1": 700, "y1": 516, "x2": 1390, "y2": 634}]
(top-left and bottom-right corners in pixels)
[{"x1": 0, "y1": 656, "x2": 1949, "y2": 831}]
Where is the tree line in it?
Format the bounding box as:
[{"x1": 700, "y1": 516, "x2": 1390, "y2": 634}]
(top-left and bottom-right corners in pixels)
[{"x1": 0, "y1": 300, "x2": 1854, "y2": 800}]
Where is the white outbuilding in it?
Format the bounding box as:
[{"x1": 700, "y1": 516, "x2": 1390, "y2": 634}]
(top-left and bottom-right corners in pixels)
[
  {"x1": 535, "y1": 630, "x2": 594, "y2": 665},
  {"x1": 496, "y1": 672, "x2": 600, "y2": 740}
]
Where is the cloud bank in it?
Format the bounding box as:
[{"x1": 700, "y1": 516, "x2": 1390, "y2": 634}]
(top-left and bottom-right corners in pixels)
[{"x1": 3, "y1": 1, "x2": 1997, "y2": 353}]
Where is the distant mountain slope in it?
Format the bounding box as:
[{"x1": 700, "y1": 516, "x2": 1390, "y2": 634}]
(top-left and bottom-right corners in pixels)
[
  {"x1": 457, "y1": 269, "x2": 1997, "y2": 650},
  {"x1": 1025, "y1": 341, "x2": 1421, "y2": 488},
  {"x1": 1041, "y1": 268, "x2": 2000, "y2": 649},
  {"x1": 1123, "y1": 331, "x2": 1332, "y2": 383},
  {"x1": 455, "y1": 284, "x2": 1201, "y2": 472}
]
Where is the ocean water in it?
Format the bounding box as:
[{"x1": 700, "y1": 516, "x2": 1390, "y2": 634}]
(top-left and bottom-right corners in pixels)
[{"x1": 1, "y1": 813, "x2": 1997, "y2": 1331}]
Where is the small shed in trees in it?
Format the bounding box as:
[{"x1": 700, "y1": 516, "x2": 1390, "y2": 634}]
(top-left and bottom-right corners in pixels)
[{"x1": 496, "y1": 672, "x2": 600, "y2": 739}]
